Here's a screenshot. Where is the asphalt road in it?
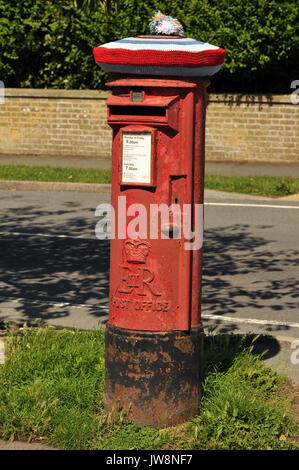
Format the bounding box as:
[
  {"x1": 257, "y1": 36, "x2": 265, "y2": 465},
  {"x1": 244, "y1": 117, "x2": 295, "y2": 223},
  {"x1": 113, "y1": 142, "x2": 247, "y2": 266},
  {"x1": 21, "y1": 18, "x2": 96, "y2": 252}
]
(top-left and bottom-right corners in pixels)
[{"x1": 0, "y1": 187, "x2": 298, "y2": 336}]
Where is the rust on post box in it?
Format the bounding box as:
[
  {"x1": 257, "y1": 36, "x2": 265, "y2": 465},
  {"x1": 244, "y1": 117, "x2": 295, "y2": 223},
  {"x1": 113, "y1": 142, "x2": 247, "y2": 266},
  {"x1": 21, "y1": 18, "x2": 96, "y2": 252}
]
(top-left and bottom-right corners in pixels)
[
  {"x1": 104, "y1": 324, "x2": 204, "y2": 428},
  {"x1": 93, "y1": 12, "x2": 226, "y2": 428}
]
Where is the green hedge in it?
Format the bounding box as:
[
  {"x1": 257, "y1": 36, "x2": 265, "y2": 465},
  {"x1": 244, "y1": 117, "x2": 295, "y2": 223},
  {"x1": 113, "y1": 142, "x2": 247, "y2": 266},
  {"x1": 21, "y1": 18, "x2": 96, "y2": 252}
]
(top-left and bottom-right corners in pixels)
[{"x1": 0, "y1": 0, "x2": 298, "y2": 92}]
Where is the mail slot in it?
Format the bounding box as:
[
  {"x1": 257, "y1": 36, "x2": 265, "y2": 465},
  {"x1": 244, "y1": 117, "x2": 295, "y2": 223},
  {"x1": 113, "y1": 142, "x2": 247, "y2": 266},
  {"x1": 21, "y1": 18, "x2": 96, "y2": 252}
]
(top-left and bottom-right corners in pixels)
[
  {"x1": 107, "y1": 93, "x2": 179, "y2": 130},
  {"x1": 109, "y1": 105, "x2": 166, "y2": 116}
]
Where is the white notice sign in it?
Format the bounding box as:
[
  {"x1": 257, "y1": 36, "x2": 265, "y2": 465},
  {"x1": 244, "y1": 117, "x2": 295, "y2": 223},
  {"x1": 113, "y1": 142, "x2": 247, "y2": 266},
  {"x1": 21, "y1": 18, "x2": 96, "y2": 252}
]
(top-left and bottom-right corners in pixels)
[{"x1": 122, "y1": 132, "x2": 152, "y2": 184}]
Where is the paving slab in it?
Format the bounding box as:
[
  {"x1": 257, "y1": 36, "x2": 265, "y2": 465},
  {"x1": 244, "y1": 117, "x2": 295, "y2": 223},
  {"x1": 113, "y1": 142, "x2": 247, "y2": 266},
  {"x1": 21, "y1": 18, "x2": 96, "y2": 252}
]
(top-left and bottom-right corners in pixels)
[{"x1": 0, "y1": 439, "x2": 56, "y2": 450}]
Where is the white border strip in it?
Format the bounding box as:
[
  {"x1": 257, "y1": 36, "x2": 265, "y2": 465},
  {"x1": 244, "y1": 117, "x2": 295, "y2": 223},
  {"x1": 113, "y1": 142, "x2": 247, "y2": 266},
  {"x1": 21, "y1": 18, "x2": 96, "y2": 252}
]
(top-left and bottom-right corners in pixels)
[
  {"x1": 0, "y1": 201, "x2": 298, "y2": 242},
  {"x1": 0, "y1": 340, "x2": 4, "y2": 364},
  {"x1": 205, "y1": 202, "x2": 299, "y2": 209},
  {"x1": 0, "y1": 296, "x2": 108, "y2": 311},
  {"x1": 202, "y1": 313, "x2": 299, "y2": 329},
  {"x1": 0, "y1": 231, "x2": 95, "y2": 240},
  {"x1": 0, "y1": 296, "x2": 298, "y2": 330}
]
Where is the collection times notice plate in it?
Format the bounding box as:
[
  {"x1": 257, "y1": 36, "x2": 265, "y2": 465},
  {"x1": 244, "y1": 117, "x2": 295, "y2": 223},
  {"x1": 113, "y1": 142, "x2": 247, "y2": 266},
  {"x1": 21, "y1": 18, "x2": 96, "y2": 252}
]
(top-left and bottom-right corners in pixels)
[{"x1": 122, "y1": 132, "x2": 152, "y2": 185}]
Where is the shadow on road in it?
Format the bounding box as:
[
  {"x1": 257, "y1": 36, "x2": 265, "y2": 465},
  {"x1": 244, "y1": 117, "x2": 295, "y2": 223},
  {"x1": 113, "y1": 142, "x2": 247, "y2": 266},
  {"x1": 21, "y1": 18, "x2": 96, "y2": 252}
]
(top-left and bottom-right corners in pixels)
[
  {"x1": 202, "y1": 224, "x2": 298, "y2": 335},
  {"x1": 0, "y1": 235, "x2": 110, "y2": 323},
  {"x1": 0, "y1": 201, "x2": 297, "y2": 342}
]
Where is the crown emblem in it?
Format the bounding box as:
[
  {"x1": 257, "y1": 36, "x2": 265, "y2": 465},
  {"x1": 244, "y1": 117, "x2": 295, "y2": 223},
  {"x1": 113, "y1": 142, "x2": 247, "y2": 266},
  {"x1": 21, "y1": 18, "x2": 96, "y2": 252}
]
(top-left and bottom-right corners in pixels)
[{"x1": 124, "y1": 239, "x2": 151, "y2": 264}]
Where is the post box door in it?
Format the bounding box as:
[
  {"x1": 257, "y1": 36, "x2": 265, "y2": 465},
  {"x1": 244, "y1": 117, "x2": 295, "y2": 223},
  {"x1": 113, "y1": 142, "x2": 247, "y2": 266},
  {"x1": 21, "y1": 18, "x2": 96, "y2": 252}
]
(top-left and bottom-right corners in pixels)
[{"x1": 108, "y1": 86, "x2": 196, "y2": 332}]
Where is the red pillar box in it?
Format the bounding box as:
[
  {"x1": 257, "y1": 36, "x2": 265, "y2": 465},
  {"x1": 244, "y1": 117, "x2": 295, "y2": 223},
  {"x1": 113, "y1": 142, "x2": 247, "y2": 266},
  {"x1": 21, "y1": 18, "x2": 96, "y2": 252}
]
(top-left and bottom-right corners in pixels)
[{"x1": 93, "y1": 13, "x2": 225, "y2": 428}]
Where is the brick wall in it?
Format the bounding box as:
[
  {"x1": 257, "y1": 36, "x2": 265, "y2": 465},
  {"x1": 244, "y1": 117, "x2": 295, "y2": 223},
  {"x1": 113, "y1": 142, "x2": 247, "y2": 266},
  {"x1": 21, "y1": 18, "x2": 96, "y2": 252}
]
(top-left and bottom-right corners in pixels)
[
  {"x1": 206, "y1": 94, "x2": 298, "y2": 161},
  {"x1": 0, "y1": 89, "x2": 111, "y2": 158},
  {"x1": 0, "y1": 88, "x2": 298, "y2": 162}
]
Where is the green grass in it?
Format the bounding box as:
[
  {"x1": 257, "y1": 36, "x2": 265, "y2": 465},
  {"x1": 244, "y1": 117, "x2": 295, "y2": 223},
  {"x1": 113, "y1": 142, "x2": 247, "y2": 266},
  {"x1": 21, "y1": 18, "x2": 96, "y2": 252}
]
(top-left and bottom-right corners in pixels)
[
  {"x1": 0, "y1": 164, "x2": 298, "y2": 197},
  {"x1": 205, "y1": 174, "x2": 299, "y2": 197},
  {"x1": 0, "y1": 164, "x2": 112, "y2": 184},
  {"x1": 0, "y1": 325, "x2": 298, "y2": 450}
]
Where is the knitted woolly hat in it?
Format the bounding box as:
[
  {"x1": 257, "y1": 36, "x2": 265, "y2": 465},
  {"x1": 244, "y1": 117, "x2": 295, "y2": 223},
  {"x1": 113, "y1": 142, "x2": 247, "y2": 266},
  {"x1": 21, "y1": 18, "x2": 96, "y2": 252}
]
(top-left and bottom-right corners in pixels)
[{"x1": 93, "y1": 13, "x2": 225, "y2": 77}]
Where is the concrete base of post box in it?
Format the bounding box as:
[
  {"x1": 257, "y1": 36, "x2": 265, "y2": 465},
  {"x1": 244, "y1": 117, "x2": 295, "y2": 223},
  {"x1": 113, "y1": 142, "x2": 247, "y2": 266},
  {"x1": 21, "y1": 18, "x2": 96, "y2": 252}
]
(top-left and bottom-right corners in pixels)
[{"x1": 104, "y1": 323, "x2": 204, "y2": 428}]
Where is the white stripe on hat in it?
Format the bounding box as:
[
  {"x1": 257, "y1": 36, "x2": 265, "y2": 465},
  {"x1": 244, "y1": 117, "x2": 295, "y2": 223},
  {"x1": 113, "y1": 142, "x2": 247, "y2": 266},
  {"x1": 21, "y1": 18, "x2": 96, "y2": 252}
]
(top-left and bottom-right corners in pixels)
[{"x1": 101, "y1": 37, "x2": 219, "y2": 52}]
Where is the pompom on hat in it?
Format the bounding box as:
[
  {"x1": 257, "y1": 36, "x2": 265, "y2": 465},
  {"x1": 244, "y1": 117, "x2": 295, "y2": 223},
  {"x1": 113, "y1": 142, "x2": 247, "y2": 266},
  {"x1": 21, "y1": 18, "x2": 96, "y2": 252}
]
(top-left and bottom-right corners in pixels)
[
  {"x1": 93, "y1": 12, "x2": 225, "y2": 77},
  {"x1": 149, "y1": 11, "x2": 185, "y2": 37}
]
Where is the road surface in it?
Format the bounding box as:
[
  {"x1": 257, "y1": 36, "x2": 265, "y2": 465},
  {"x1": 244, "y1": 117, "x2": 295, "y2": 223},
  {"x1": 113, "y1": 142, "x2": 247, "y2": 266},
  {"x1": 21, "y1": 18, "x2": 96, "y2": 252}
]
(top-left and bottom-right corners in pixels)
[{"x1": 0, "y1": 188, "x2": 298, "y2": 339}]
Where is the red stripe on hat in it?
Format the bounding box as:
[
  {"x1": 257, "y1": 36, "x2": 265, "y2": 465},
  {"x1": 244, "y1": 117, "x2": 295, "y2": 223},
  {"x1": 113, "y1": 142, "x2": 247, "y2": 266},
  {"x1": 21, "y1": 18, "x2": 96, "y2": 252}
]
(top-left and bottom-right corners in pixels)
[{"x1": 93, "y1": 47, "x2": 226, "y2": 68}]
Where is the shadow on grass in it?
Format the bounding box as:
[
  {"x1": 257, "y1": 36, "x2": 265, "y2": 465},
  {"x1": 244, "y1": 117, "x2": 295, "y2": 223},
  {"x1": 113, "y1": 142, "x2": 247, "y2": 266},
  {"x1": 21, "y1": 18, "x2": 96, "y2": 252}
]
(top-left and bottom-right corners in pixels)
[{"x1": 203, "y1": 333, "x2": 281, "y2": 379}]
